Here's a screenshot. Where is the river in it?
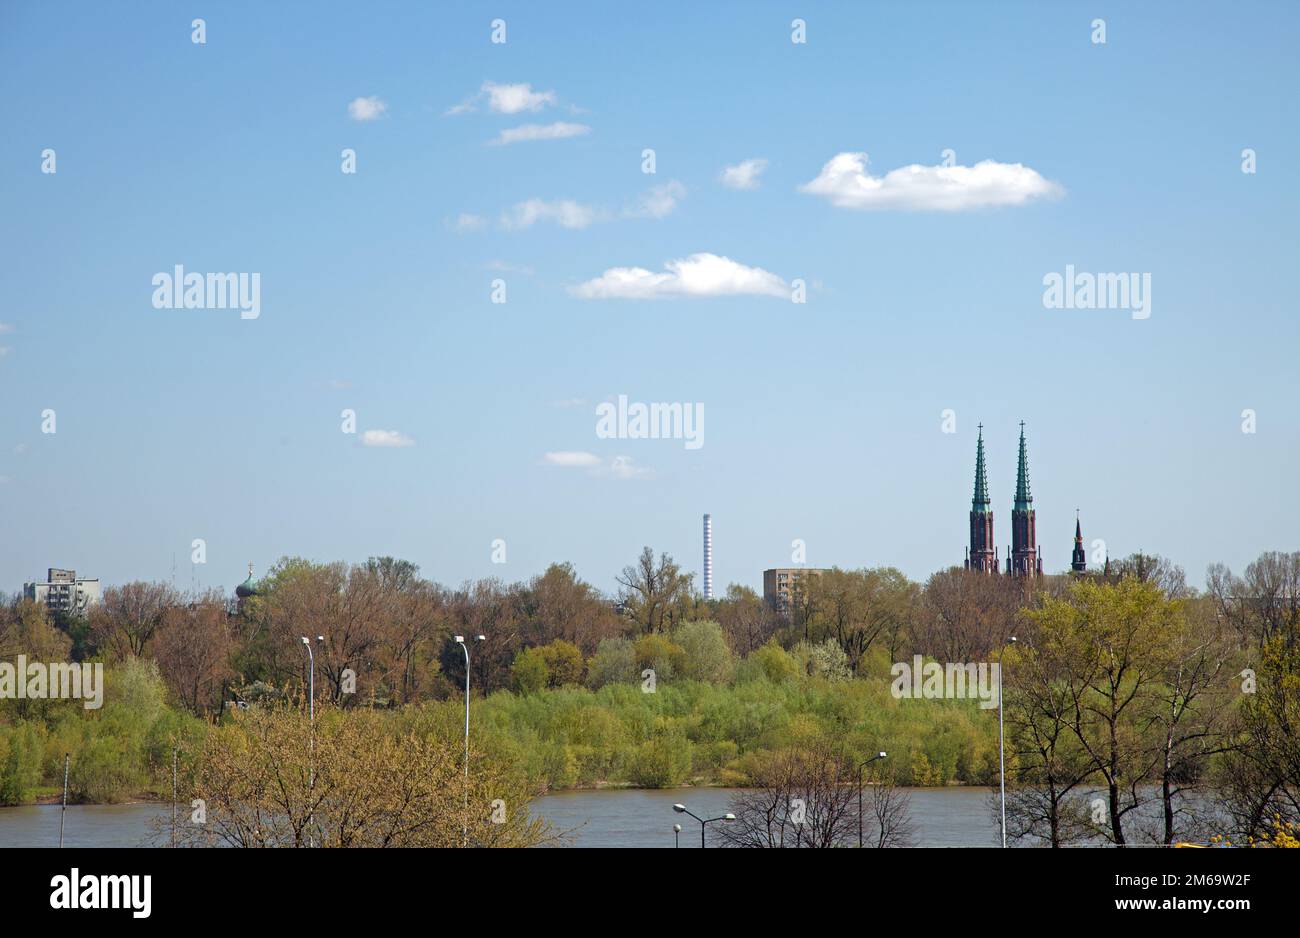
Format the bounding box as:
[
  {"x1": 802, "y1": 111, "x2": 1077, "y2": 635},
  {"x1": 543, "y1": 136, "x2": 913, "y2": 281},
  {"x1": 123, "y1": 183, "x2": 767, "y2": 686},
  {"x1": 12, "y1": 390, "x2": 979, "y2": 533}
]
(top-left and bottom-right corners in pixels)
[{"x1": 0, "y1": 787, "x2": 998, "y2": 848}]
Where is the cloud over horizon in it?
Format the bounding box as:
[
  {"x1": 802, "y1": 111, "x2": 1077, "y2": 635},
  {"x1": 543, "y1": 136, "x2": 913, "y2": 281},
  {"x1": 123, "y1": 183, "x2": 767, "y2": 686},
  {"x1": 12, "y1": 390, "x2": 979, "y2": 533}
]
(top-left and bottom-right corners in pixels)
[{"x1": 800, "y1": 152, "x2": 1063, "y2": 211}]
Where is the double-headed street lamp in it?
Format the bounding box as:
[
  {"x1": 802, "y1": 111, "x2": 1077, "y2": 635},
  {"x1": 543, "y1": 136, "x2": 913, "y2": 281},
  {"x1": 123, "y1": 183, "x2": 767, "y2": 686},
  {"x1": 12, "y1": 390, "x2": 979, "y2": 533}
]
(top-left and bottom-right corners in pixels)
[
  {"x1": 998, "y1": 635, "x2": 1018, "y2": 849},
  {"x1": 858, "y1": 750, "x2": 888, "y2": 848},
  {"x1": 299, "y1": 635, "x2": 325, "y2": 723},
  {"x1": 672, "y1": 803, "x2": 734, "y2": 848},
  {"x1": 454, "y1": 634, "x2": 485, "y2": 846}
]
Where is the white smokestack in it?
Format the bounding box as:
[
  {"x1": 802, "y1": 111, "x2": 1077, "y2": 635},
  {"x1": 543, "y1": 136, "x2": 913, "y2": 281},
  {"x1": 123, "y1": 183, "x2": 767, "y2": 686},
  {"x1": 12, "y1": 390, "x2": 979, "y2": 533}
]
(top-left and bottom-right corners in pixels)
[{"x1": 702, "y1": 513, "x2": 713, "y2": 600}]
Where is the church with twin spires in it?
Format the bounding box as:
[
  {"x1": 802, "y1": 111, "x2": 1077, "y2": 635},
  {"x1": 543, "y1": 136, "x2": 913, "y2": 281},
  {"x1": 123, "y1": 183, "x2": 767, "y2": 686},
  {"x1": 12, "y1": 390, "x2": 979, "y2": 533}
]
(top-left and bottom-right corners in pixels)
[{"x1": 964, "y1": 422, "x2": 1087, "y2": 577}]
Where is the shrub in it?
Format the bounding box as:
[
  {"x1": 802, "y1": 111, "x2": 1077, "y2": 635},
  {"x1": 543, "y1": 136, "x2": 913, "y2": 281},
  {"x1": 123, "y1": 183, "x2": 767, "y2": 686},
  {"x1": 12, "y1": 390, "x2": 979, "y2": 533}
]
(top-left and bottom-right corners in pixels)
[
  {"x1": 536, "y1": 640, "x2": 585, "y2": 687},
  {"x1": 673, "y1": 621, "x2": 734, "y2": 684},
  {"x1": 634, "y1": 634, "x2": 686, "y2": 683},
  {"x1": 586, "y1": 637, "x2": 638, "y2": 689},
  {"x1": 628, "y1": 733, "x2": 692, "y2": 788},
  {"x1": 792, "y1": 639, "x2": 852, "y2": 681},
  {"x1": 0, "y1": 722, "x2": 44, "y2": 805},
  {"x1": 510, "y1": 648, "x2": 549, "y2": 695},
  {"x1": 738, "y1": 642, "x2": 801, "y2": 684}
]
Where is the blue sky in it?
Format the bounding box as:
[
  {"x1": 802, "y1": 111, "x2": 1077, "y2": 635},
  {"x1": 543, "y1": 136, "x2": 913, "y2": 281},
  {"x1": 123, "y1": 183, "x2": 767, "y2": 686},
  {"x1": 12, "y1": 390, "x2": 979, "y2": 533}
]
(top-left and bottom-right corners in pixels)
[{"x1": 1, "y1": 1, "x2": 1297, "y2": 596}]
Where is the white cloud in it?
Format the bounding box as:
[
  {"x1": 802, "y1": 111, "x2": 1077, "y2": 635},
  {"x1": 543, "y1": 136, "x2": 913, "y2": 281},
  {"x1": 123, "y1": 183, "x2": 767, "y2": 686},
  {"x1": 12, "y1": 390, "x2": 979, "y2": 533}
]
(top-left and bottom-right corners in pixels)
[
  {"x1": 14, "y1": 443, "x2": 28, "y2": 455},
  {"x1": 800, "y1": 152, "x2": 1063, "y2": 211},
  {"x1": 542, "y1": 451, "x2": 651, "y2": 480},
  {"x1": 0, "y1": 475, "x2": 10, "y2": 485},
  {"x1": 627, "y1": 181, "x2": 685, "y2": 219},
  {"x1": 570, "y1": 252, "x2": 788, "y2": 300},
  {"x1": 501, "y1": 198, "x2": 602, "y2": 231},
  {"x1": 347, "y1": 96, "x2": 388, "y2": 121},
  {"x1": 486, "y1": 259, "x2": 535, "y2": 275},
  {"x1": 490, "y1": 121, "x2": 590, "y2": 146},
  {"x1": 0, "y1": 346, "x2": 10, "y2": 358},
  {"x1": 608, "y1": 456, "x2": 652, "y2": 480},
  {"x1": 720, "y1": 158, "x2": 768, "y2": 190},
  {"x1": 483, "y1": 81, "x2": 557, "y2": 114},
  {"x1": 361, "y1": 429, "x2": 414, "y2": 448},
  {"x1": 452, "y1": 212, "x2": 489, "y2": 232},
  {"x1": 327, "y1": 379, "x2": 352, "y2": 391},
  {"x1": 482, "y1": 182, "x2": 683, "y2": 233},
  {"x1": 0, "y1": 323, "x2": 14, "y2": 333},
  {"x1": 543, "y1": 451, "x2": 602, "y2": 468}
]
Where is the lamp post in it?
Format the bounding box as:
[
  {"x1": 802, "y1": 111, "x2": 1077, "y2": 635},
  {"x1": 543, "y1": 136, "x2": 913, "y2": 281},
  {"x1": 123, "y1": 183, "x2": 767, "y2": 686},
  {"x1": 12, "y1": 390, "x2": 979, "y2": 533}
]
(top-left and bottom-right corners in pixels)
[
  {"x1": 172, "y1": 747, "x2": 178, "y2": 848},
  {"x1": 998, "y1": 635, "x2": 1017, "y2": 849},
  {"x1": 300, "y1": 635, "x2": 324, "y2": 847},
  {"x1": 672, "y1": 803, "x2": 734, "y2": 848},
  {"x1": 857, "y1": 751, "x2": 887, "y2": 848},
  {"x1": 59, "y1": 753, "x2": 69, "y2": 848},
  {"x1": 455, "y1": 634, "x2": 485, "y2": 846},
  {"x1": 673, "y1": 823, "x2": 681, "y2": 848}
]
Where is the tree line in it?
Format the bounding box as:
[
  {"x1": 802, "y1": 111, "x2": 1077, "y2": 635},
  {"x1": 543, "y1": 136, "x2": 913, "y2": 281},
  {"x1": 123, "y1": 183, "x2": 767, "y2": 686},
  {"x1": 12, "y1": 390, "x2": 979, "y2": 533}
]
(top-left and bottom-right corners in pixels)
[{"x1": 2, "y1": 547, "x2": 1297, "y2": 848}]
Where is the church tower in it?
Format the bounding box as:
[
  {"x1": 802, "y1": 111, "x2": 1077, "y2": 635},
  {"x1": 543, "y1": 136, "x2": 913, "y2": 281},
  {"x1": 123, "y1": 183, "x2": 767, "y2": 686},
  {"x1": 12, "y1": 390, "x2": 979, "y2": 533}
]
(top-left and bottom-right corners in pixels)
[
  {"x1": 1071, "y1": 512, "x2": 1087, "y2": 573},
  {"x1": 965, "y1": 424, "x2": 997, "y2": 573},
  {"x1": 1007, "y1": 422, "x2": 1042, "y2": 576}
]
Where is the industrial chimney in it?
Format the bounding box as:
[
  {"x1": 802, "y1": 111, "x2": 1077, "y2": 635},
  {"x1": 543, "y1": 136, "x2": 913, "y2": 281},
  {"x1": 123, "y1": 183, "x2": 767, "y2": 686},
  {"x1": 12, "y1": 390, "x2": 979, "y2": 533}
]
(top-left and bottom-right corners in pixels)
[{"x1": 702, "y1": 513, "x2": 714, "y2": 600}]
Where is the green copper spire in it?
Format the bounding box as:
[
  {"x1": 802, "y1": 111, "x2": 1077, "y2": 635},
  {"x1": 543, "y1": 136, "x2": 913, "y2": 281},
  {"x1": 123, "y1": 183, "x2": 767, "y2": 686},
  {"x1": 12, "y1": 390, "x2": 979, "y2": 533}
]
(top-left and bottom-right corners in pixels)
[
  {"x1": 972, "y1": 424, "x2": 991, "y2": 513},
  {"x1": 1014, "y1": 421, "x2": 1033, "y2": 511}
]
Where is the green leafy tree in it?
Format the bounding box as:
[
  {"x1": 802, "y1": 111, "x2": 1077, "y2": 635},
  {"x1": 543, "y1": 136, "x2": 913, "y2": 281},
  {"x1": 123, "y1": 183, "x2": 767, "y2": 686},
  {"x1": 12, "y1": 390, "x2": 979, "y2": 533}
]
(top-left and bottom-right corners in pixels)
[
  {"x1": 510, "y1": 647, "x2": 549, "y2": 695},
  {"x1": 536, "y1": 640, "x2": 585, "y2": 687},
  {"x1": 586, "y1": 637, "x2": 638, "y2": 689},
  {"x1": 673, "y1": 620, "x2": 734, "y2": 684}
]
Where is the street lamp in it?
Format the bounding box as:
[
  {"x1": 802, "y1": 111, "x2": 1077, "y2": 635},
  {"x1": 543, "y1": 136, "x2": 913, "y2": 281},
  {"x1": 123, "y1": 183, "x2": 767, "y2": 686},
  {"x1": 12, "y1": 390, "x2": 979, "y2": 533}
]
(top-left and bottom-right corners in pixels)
[
  {"x1": 454, "y1": 634, "x2": 486, "y2": 846},
  {"x1": 998, "y1": 635, "x2": 1018, "y2": 849},
  {"x1": 300, "y1": 635, "x2": 325, "y2": 722},
  {"x1": 858, "y1": 750, "x2": 888, "y2": 848},
  {"x1": 672, "y1": 803, "x2": 734, "y2": 848},
  {"x1": 673, "y1": 823, "x2": 682, "y2": 848},
  {"x1": 300, "y1": 636, "x2": 324, "y2": 847}
]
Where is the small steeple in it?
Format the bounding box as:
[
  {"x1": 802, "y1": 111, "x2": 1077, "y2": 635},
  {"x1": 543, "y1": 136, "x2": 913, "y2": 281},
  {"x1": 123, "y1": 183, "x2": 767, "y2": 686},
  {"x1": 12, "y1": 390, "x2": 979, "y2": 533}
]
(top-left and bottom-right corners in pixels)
[
  {"x1": 972, "y1": 423, "x2": 991, "y2": 513},
  {"x1": 1071, "y1": 510, "x2": 1087, "y2": 573},
  {"x1": 1014, "y1": 421, "x2": 1033, "y2": 511}
]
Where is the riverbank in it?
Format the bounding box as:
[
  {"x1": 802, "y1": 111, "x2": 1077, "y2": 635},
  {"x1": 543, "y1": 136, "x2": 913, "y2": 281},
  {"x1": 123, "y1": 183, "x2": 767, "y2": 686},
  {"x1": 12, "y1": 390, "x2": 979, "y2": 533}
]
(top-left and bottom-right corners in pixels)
[
  {"x1": 0, "y1": 787, "x2": 1002, "y2": 848},
  {"x1": 1, "y1": 656, "x2": 1001, "y2": 806}
]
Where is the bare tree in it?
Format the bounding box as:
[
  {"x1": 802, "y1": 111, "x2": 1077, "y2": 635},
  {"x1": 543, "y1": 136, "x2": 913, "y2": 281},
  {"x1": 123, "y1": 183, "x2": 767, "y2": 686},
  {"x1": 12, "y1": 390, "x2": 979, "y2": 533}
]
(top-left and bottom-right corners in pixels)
[
  {"x1": 1208, "y1": 551, "x2": 1300, "y2": 648},
  {"x1": 714, "y1": 584, "x2": 779, "y2": 656},
  {"x1": 87, "y1": 581, "x2": 178, "y2": 659},
  {"x1": 915, "y1": 568, "x2": 1025, "y2": 664},
  {"x1": 717, "y1": 743, "x2": 912, "y2": 848},
  {"x1": 862, "y1": 762, "x2": 916, "y2": 848},
  {"x1": 716, "y1": 744, "x2": 857, "y2": 848},
  {"x1": 615, "y1": 547, "x2": 693, "y2": 635},
  {"x1": 154, "y1": 592, "x2": 233, "y2": 715}
]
